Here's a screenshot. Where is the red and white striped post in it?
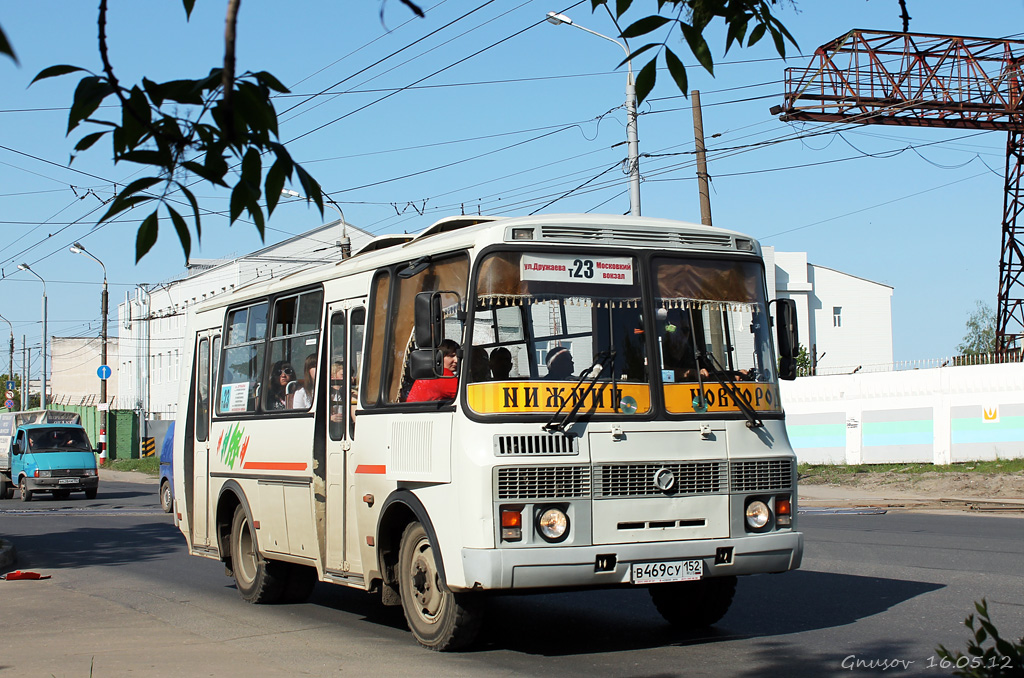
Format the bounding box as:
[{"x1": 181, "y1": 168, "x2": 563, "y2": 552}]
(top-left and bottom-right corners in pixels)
[{"x1": 98, "y1": 427, "x2": 107, "y2": 466}]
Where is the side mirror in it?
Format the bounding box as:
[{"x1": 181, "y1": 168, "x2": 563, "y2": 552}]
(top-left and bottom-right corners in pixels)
[
  {"x1": 12, "y1": 440, "x2": 22, "y2": 455},
  {"x1": 408, "y1": 347, "x2": 441, "y2": 380},
  {"x1": 774, "y1": 298, "x2": 799, "y2": 381},
  {"x1": 414, "y1": 292, "x2": 443, "y2": 350}
]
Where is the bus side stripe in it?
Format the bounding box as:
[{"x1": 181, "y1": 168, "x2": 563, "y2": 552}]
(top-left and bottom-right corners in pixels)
[
  {"x1": 241, "y1": 461, "x2": 308, "y2": 471},
  {"x1": 355, "y1": 464, "x2": 386, "y2": 474}
]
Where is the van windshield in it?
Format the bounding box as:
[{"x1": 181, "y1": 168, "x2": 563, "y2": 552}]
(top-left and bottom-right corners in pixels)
[{"x1": 27, "y1": 428, "x2": 92, "y2": 452}]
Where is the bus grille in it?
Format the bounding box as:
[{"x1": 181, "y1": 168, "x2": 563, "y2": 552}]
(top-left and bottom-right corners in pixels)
[
  {"x1": 497, "y1": 465, "x2": 591, "y2": 500},
  {"x1": 539, "y1": 225, "x2": 734, "y2": 249},
  {"x1": 494, "y1": 434, "x2": 578, "y2": 456},
  {"x1": 730, "y1": 459, "x2": 794, "y2": 492},
  {"x1": 594, "y1": 462, "x2": 726, "y2": 498}
]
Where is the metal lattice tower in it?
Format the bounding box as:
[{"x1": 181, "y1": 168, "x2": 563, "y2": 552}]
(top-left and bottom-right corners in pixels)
[{"x1": 771, "y1": 30, "x2": 1024, "y2": 350}]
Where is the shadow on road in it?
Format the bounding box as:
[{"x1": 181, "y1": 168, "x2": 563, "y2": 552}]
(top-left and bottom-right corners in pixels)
[
  {"x1": 0, "y1": 520, "x2": 180, "y2": 571},
  {"x1": 455, "y1": 570, "x2": 944, "y2": 656}
]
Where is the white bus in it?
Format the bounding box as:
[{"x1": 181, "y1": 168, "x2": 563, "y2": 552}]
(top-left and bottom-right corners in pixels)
[{"x1": 173, "y1": 213, "x2": 803, "y2": 650}]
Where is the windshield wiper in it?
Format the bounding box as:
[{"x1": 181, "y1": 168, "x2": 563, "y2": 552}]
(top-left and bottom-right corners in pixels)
[
  {"x1": 697, "y1": 350, "x2": 764, "y2": 429},
  {"x1": 543, "y1": 351, "x2": 615, "y2": 433}
]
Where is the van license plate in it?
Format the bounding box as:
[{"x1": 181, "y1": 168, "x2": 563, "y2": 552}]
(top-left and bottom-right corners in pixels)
[
  {"x1": 631, "y1": 560, "x2": 702, "y2": 584},
  {"x1": 58, "y1": 478, "x2": 78, "y2": 484}
]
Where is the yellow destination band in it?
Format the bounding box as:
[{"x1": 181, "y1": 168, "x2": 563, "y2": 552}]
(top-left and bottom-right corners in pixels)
[
  {"x1": 664, "y1": 382, "x2": 782, "y2": 414},
  {"x1": 467, "y1": 382, "x2": 651, "y2": 414}
]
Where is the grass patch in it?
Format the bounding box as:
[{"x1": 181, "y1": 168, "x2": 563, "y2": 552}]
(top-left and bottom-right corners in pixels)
[
  {"x1": 105, "y1": 456, "x2": 160, "y2": 476},
  {"x1": 799, "y1": 458, "x2": 1024, "y2": 482}
]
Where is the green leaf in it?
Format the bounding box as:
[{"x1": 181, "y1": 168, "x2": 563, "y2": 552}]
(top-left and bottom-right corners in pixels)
[
  {"x1": 634, "y1": 57, "x2": 657, "y2": 106},
  {"x1": 235, "y1": 81, "x2": 274, "y2": 136},
  {"x1": 154, "y1": 78, "x2": 205, "y2": 106},
  {"x1": 724, "y1": 16, "x2": 750, "y2": 55},
  {"x1": 618, "y1": 42, "x2": 659, "y2": 70},
  {"x1": 621, "y1": 15, "x2": 671, "y2": 39},
  {"x1": 591, "y1": 0, "x2": 607, "y2": 12},
  {"x1": 252, "y1": 71, "x2": 289, "y2": 94},
  {"x1": 120, "y1": 149, "x2": 173, "y2": 169},
  {"x1": 181, "y1": 0, "x2": 196, "y2": 19},
  {"x1": 747, "y1": 23, "x2": 766, "y2": 48},
  {"x1": 73, "y1": 131, "x2": 108, "y2": 153},
  {"x1": 68, "y1": 76, "x2": 114, "y2": 134},
  {"x1": 615, "y1": 0, "x2": 633, "y2": 17},
  {"x1": 176, "y1": 182, "x2": 203, "y2": 242},
  {"x1": 167, "y1": 206, "x2": 192, "y2": 259},
  {"x1": 264, "y1": 159, "x2": 289, "y2": 214},
  {"x1": 294, "y1": 165, "x2": 324, "y2": 215},
  {"x1": 663, "y1": 48, "x2": 688, "y2": 97},
  {"x1": 100, "y1": 194, "x2": 150, "y2": 223},
  {"x1": 0, "y1": 25, "x2": 18, "y2": 64},
  {"x1": 136, "y1": 210, "x2": 159, "y2": 262},
  {"x1": 31, "y1": 64, "x2": 86, "y2": 85},
  {"x1": 229, "y1": 182, "x2": 247, "y2": 224},
  {"x1": 681, "y1": 24, "x2": 714, "y2": 75},
  {"x1": 240, "y1": 148, "x2": 263, "y2": 199},
  {"x1": 768, "y1": 25, "x2": 786, "y2": 58}
]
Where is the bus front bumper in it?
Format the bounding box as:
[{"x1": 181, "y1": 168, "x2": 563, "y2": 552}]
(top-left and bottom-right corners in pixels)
[{"x1": 458, "y1": 531, "x2": 802, "y2": 591}]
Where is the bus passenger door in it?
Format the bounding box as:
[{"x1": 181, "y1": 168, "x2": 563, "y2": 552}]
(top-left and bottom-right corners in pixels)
[
  {"x1": 190, "y1": 332, "x2": 219, "y2": 548},
  {"x1": 325, "y1": 305, "x2": 364, "y2": 573}
]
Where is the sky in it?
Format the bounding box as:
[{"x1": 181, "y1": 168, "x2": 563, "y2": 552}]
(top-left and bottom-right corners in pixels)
[{"x1": 2, "y1": 0, "x2": 1023, "y2": 383}]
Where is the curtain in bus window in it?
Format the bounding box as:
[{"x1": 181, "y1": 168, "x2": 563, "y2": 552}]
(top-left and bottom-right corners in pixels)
[
  {"x1": 218, "y1": 302, "x2": 268, "y2": 414},
  {"x1": 655, "y1": 259, "x2": 763, "y2": 307},
  {"x1": 364, "y1": 272, "x2": 390, "y2": 406},
  {"x1": 385, "y1": 255, "x2": 468, "y2": 404}
]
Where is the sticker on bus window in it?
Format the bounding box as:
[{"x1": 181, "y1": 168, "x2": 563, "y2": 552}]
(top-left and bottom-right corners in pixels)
[
  {"x1": 220, "y1": 382, "x2": 250, "y2": 413},
  {"x1": 521, "y1": 254, "x2": 633, "y2": 285}
]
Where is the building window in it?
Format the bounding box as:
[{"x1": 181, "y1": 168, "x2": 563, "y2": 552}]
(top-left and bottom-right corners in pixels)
[{"x1": 833, "y1": 306, "x2": 842, "y2": 328}]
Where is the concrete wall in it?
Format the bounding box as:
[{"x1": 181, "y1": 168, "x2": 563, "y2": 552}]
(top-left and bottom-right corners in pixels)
[
  {"x1": 50, "y1": 336, "x2": 119, "y2": 405},
  {"x1": 781, "y1": 362, "x2": 1024, "y2": 464}
]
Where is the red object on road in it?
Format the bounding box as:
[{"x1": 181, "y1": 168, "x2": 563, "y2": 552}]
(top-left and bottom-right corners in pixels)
[{"x1": 1, "y1": 570, "x2": 51, "y2": 580}]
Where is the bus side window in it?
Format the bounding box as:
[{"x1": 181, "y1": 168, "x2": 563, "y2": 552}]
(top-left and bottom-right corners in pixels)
[{"x1": 349, "y1": 308, "x2": 365, "y2": 437}]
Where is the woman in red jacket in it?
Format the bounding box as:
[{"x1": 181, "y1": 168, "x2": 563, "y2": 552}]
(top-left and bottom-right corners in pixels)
[{"x1": 406, "y1": 339, "x2": 460, "y2": 402}]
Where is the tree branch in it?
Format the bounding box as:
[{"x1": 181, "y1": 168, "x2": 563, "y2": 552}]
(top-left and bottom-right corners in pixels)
[{"x1": 223, "y1": 0, "x2": 240, "y2": 142}]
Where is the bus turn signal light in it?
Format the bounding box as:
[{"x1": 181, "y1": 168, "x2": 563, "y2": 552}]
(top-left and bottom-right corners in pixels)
[
  {"x1": 776, "y1": 496, "x2": 792, "y2": 527},
  {"x1": 501, "y1": 507, "x2": 523, "y2": 542}
]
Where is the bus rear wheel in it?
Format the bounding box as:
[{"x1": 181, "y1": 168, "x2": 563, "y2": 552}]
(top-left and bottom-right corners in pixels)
[
  {"x1": 649, "y1": 575, "x2": 737, "y2": 630},
  {"x1": 397, "y1": 521, "x2": 482, "y2": 651},
  {"x1": 230, "y1": 505, "x2": 285, "y2": 604}
]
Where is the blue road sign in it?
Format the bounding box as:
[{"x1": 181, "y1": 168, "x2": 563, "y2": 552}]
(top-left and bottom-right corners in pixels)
[
  {"x1": 4, "y1": 400, "x2": 13, "y2": 409},
  {"x1": 97, "y1": 365, "x2": 112, "y2": 380},
  {"x1": 5, "y1": 380, "x2": 14, "y2": 390}
]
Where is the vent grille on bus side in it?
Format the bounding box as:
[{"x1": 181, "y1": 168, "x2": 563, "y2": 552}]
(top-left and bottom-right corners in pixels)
[
  {"x1": 494, "y1": 434, "x2": 579, "y2": 456},
  {"x1": 497, "y1": 465, "x2": 591, "y2": 500},
  {"x1": 594, "y1": 461, "x2": 726, "y2": 498},
  {"x1": 538, "y1": 225, "x2": 733, "y2": 249},
  {"x1": 730, "y1": 459, "x2": 794, "y2": 492}
]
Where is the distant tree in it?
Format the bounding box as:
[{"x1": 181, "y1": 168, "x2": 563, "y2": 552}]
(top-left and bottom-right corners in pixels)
[
  {"x1": 957, "y1": 301, "x2": 997, "y2": 356},
  {"x1": 795, "y1": 344, "x2": 812, "y2": 377}
]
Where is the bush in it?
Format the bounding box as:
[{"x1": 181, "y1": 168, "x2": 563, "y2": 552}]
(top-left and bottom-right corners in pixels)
[{"x1": 936, "y1": 599, "x2": 1023, "y2": 677}]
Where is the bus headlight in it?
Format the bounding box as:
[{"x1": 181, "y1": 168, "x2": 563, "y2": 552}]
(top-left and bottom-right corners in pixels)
[
  {"x1": 745, "y1": 500, "x2": 770, "y2": 530},
  {"x1": 537, "y1": 507, "x2": 569, "y2": 542}
]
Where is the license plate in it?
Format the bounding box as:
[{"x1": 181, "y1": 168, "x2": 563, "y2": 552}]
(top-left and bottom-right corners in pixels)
[
  {"x1": 58, "y1": 478, "x2": 79, "y2": 485},
  {"x1": 631, "y1": 559, "x2": 703, "y2": 584}
]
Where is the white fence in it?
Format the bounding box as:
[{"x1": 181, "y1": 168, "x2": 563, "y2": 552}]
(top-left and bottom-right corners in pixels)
[
  {"x1": 805, "y1": 350, "x2": 1022, "y2": 377},
  {"x1": 781, "y1": 361, "x2": 1024, "y2": 465}
]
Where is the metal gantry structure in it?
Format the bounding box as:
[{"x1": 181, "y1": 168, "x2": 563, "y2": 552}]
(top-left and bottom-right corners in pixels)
[{"x1": 771, "y1": 29, "x2": 1024, "y2": 351}]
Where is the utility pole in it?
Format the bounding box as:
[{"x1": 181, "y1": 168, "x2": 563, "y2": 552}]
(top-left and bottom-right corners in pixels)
[{"x1": 692, "y1": 90, "x2": 713, "y2": 226}]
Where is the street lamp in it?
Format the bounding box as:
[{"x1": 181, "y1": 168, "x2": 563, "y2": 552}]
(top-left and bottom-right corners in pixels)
[
  {"x1": 0, "y1": 312, "x2": 13, "y2": 403},
  {"x1": 70, "y1": 242, "x2": 109, "y2": 412},
  {"x1": 18, "y1": 263, "x2": 47, "y2": 408},
  {"x1": 281, "y1": 189, "x2": 352, "y2": 259},
  {"x1": 546, "y1": 11, "x2": 641, "y2": 216}
]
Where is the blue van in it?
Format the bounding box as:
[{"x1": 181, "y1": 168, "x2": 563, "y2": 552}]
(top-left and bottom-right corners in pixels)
[
  {"x1": 11, "y1": 424, "x2": 99, "y2": 501},
  {"x1": 159, "y1": 422, "x2": 174, "y2": 513}
]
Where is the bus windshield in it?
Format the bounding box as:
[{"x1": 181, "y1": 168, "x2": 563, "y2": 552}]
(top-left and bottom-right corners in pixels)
[
  {"x1": 467, "y1": 250, "x2": 650, "y2": 415},
  {"x1": 652, "y1": 256, "x2": 780, "y2": 415}
]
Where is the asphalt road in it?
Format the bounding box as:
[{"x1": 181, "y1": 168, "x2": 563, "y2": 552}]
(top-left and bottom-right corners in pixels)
[{"x1": 1, "y1": 479, "x2": 1021, "y2": 677}]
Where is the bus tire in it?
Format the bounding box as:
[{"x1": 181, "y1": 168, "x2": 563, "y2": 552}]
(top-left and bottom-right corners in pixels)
[
  {"x1": 649, "y1": 575, "x2": 737, "y2": 630},
  {"x1": 160, "y1": 480, "x2": 173, "y2": 513},
  {"x1": 397, "y1": 521, "x2": 482, "y2": 651},
  {"x1": 230, "y1": 504, "x2": 285, "y2": 604},
  {"x1": 19, "y1": 478, "x2": 33, "y2": 502}
]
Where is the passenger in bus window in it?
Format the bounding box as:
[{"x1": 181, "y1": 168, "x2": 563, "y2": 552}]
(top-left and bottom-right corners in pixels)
[
  {"x1": 329, "y1": 360, "x2": 354, "y2": 422},
  {"x1": 291, "y1": 354, "x2": 317, "y2": 409},
  {"x1": 469, "y1": 347, "x2": 490, "y2": 382},
  {"x1": 489, "y1": 347, "x2": 513, "y2": 380},
  {"x1": 545, "y1": 346, "x2": 574, "y2": 380},
  {"x1": 406, "y1": 339, "x2": 459, "y2": 402},
  {"x1": 266, "y1": 360, "x2": 295, "y2": 410}
]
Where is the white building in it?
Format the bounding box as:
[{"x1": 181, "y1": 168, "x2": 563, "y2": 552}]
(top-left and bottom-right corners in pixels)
[
  {"x1": 117, "y1": 220, "x2": 374, "y2": 420},
  {"x1": 49, "y1": 336, "x2": 120, "y2": 406},
  {"x1": 765, "y1": 247, "x2": 894, "y2": 375}
]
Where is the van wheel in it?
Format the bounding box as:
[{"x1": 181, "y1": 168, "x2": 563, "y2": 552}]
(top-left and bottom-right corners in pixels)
[
  {"x1": 160, "y1": 480, "x2": 173, "y2": 513},
  {"x1": 19, "y1": 478, "x2": 33, "y2": 502},
  {"x1": 397, "y1": 521, "x2": 482, "y2": 651},
  {"x1": 229, "y1": 505, "x2": 285, "y2": 604},
  {"x1": 649, "y1": 575, "x2": 737, "y2": 630}
]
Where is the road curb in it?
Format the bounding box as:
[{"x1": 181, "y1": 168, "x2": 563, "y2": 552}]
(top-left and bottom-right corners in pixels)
[{"x1": 0, "y1": 538, "x2": 17, "y2": 571}]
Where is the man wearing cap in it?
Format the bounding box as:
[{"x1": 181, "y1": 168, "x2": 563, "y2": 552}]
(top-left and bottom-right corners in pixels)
[{"x1": 546, "y1": 346, "x2": 575, "y2": 380}]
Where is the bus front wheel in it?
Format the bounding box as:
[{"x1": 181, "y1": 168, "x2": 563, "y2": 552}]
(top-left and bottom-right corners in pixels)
[
  {"x1": 397, "y1": 521, "x2": 482, "y2": 651},
  {"x1": 230, "y1": 505, "x2": 285, "y2": 604},
  {"x1": 649, "y1": 575, "x2": 737, "y2": 630}
]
